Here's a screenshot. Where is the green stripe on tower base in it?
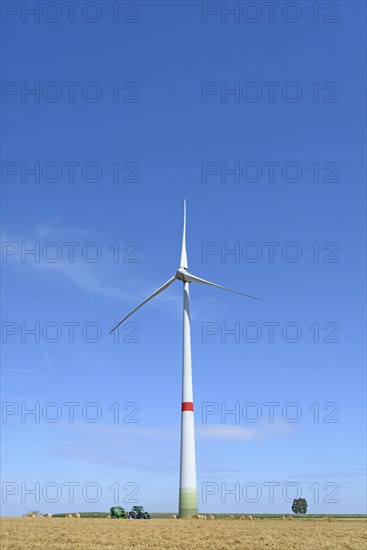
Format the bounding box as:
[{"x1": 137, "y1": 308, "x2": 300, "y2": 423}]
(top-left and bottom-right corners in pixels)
[{"x1": 179, "y1": 488, "x2": 198, "y2": 517}]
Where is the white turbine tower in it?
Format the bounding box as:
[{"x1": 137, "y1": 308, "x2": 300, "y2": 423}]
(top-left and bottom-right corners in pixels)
[{"x1": 110, "y1": 201, "x2": 261, "y2": 517}]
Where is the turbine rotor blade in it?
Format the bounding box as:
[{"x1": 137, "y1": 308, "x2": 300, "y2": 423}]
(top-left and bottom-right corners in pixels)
[
  {"x1": 180, "y1": 199, "x2": 188, "y2": 269},
  {"x1": 184, "y1": 272, "x2": 262, "y2": 301},
  {"x1": 109, "y1": 275, "x2": 177, "y2": 333}
]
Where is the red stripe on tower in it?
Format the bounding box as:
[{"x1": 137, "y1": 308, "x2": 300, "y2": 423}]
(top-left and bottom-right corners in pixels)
[{"x1": 182, "y1": 402, "x2": 194, "y2": 412}]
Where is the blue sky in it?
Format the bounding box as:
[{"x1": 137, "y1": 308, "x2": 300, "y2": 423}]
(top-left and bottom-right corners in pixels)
[{"x1": 1, "y1": 1, "x2": 366, "y2": 515}]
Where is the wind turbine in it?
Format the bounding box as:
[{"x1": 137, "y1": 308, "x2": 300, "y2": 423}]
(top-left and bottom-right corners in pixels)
[{"x1": 110, "y1": 201, "x2": 261, "y2": 517}]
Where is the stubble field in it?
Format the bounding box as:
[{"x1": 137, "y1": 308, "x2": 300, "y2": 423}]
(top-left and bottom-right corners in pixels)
[{"x1": 2, "y1": 517, "x2": 367, "y2": 550}]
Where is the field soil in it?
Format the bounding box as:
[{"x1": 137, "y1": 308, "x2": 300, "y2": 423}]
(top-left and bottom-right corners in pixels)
[{"x1": 1, "y1": 517, "x2": 366, "y2": 549}]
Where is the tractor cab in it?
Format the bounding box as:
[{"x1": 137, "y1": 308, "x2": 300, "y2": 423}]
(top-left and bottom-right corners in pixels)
[
  {"x1": 129, "y1": 505, "x2": 151, "y2": 519},
  {"x1": 132, "y1": 506, "x2": 143, "y2": 513}
]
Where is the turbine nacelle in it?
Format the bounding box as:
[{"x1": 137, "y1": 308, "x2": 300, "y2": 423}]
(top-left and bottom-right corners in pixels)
[{"x1": 175, "y1": 267, "x2": 193, "y2": 282}]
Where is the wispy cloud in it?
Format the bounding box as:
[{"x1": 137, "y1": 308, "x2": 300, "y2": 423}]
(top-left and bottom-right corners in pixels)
[
  {"x1": 59, "y1": 421, "x2": 295, "y2": 443},
  {"x1": 1, "y1": 226, "x2": 174, "y2": 306},
  {"x1": 79, "y1": 423, "x2": 179, "y2": 439},
  {"x1": 1, "y1": 368, "x2": 46, "y2": 376},
  {"x1": 196, "y1": 422, "x2": 296, "y2": 441},
  {"x1": 288, "y1": 469, "x2": 366, "y2": 480},
  {"x1": 32, "y1": 221, "x2": 92, "y2": 240},
  {"x1": 47, "y1": 444, "x2": 179, "y2": 473},
  {"x1": 39, "y1": 342, "x2": 55, "y2": 374},
  {"x1": 2, "y1": 224, "x2": 238, "y2": 322},
  {"x1": 42, "y1": 421, "x2": 296, "y2": 473}
]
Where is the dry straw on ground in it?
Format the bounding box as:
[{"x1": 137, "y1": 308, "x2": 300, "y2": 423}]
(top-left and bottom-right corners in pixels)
[{"x1": 1, "y1": 517, "x2": 366, "y2": 550}]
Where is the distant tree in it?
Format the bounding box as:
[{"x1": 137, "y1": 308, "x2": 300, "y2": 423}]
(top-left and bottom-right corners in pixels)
[{"x1": 292, "y1": 498, "x2": 308, "y2": 514}]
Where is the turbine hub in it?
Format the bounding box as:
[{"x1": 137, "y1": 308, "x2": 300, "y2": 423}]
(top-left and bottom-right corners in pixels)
[{"x1": 176, "y1": 267, "x2": 190, "y2": 282}]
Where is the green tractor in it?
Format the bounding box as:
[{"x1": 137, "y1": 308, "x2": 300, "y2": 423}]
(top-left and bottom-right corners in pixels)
[
  {"x1": 128, "y1": 505, "x2": 151, "y2": 519},
  {"x1": 110, "y1": 506, "x2": 127, "y2": 519}
]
